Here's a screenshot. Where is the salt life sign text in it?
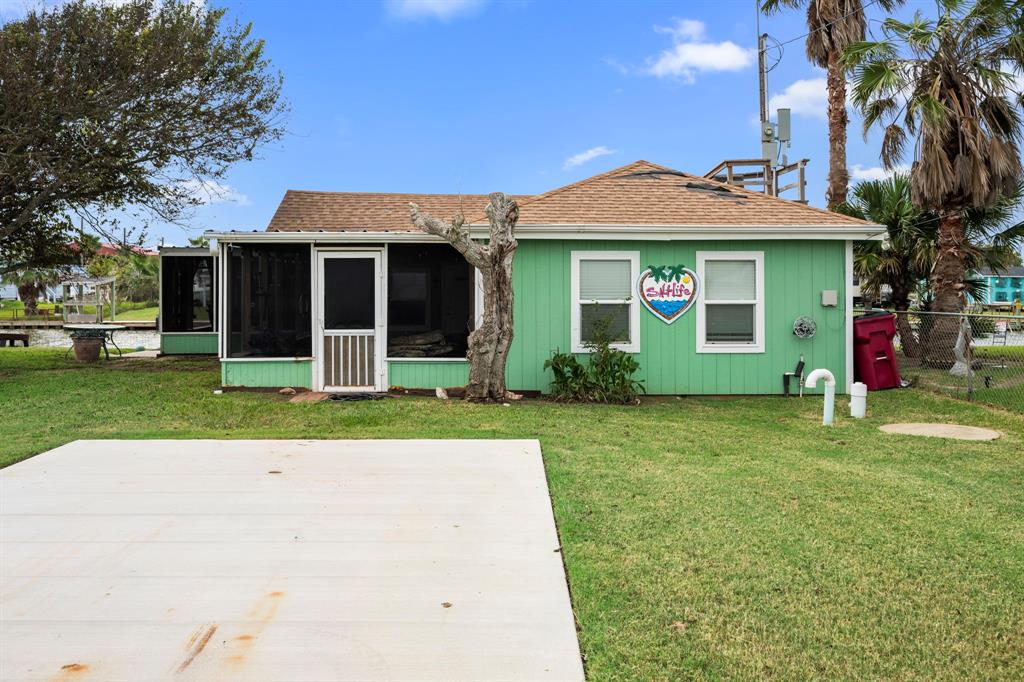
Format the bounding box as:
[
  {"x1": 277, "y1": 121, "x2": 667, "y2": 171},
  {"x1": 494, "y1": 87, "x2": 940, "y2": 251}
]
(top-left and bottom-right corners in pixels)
[{"x1": 637, "y1": 264, "x2": 699, "y2": 325}]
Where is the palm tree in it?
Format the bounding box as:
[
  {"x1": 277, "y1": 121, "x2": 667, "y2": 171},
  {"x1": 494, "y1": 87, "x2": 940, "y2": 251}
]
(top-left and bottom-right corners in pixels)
[
  {"x1": 839, "y1": 174, "x2": 1024, "y2": 356},
  {"x1": 845, "y1": 0, "x2": 1024, "y2": 317},
  {"x1": 2, "y1": 267, "x2": 63, "y2": 315},
  {"x1": 761, "y1": 0, "x2": 904, "y2": 210}
]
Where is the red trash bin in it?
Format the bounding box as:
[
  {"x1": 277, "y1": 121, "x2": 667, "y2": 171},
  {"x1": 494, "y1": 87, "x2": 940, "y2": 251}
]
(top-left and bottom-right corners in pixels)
[{"x1": 853, "y1": 312, "x2": 902, "y2": 390}]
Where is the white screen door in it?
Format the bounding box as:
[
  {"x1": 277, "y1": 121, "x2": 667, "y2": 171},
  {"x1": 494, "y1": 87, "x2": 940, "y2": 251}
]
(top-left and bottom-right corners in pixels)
[{"x1": 317, "y1": 251, "x2": 383, "y2": 392}]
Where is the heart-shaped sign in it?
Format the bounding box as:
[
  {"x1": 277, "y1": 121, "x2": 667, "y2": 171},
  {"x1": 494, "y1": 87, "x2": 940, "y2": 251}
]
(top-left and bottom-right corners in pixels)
[{"x1": 637, "y1": 265, "x2": 699, "y2": 324}]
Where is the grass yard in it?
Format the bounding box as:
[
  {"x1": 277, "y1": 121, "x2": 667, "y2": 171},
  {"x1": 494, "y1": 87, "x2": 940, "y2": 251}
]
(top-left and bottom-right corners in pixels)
[
  {"x1": 898, "y1": 346, "x2": 1024, "y2": 412},
  {"x1": 1, "y1": 348, "x2": 1022, "y2": 680},
  {"x1": 0, "y1": 300, "x2": 57, "y2": 318},
  {"x1": 110, "y1": 304, "x2": 158, "y2": 321},
  {"x1": 0, "y1": 299, "x2": 157, "y2": 321}
]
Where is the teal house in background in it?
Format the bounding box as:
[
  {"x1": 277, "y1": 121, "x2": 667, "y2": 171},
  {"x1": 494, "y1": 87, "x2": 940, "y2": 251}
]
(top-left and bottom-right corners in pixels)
[
  {"x1": 160, "y1": 161, "x2": 884, "y2": 395},
  {"x1": 972, "y1": 266, "x2": 1024, "y2": 306}
]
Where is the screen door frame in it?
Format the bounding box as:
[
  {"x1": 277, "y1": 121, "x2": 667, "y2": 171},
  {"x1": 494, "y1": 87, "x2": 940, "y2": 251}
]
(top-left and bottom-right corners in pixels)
[{"x1": 315, "y1": 249, "x2": 385, "y2": 392}]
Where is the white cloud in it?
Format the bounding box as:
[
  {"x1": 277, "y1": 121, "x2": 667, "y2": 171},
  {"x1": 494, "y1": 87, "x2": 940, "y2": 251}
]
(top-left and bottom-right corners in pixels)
[
  {"x1": 178, "y1": 179, "x2": 250, "y2": 206},
  {"x1": 850, "y1": 164, "x2": 911, "y2": 182},
  {"x1": 563, "y1": 146, "x2": 616, "y2": 170},
  {"x1": 768, "y1": 78, "x2": 828, "y2": 120},
  {"x1": 386, "y1": 0, "x2": 484, "y2": 21},
  {"x1": 643, "y1": 18, "x2": 753, "y2": 83}
]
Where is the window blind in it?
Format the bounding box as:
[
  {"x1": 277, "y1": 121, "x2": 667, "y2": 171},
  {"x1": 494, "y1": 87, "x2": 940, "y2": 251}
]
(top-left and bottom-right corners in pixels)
[
  {"x1": 705, "y1": 260, "x2": 756, "y2": 300},
  {"x1": 579, "y1": 259, "x2": 631, "y2": 300}
]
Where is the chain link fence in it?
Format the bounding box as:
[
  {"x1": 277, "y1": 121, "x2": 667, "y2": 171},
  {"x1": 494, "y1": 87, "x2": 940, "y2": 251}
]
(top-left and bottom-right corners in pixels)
[{"x1": 861, "y1": 309, "x2": 1024, "y2": 412}]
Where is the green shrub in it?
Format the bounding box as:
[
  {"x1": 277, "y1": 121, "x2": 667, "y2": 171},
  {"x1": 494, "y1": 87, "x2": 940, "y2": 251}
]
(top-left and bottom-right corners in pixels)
[
  {"x1": 544, "y1": 351, "x2": 590, "y2": 401},
  {"x1": 969, "y1": 315, "x2": 996, "y2": 338},
  {"x1": 543, "y1": 321, "x2": 645, "y2": 404}
]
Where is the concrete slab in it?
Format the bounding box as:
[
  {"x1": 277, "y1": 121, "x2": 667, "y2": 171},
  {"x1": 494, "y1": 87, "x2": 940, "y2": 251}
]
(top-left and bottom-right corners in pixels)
[
  {"x1": 122, "y1": 349, "x2": 160, "y2": 358},
  {"x1": 879, "y1": 423, "x2": 1001, "y2": 441},
  {"x1": 0, "y1": 440, "x2": 584, "y2": 682}
]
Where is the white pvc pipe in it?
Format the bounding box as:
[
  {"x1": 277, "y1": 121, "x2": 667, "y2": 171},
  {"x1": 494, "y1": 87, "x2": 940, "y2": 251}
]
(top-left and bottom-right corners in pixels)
[
  {"x1": 850, "y1": 382, "x2": 867, "y2": 419},
  {"x1": 804, "y1": 368, "x2": 836, "y2": 425}
]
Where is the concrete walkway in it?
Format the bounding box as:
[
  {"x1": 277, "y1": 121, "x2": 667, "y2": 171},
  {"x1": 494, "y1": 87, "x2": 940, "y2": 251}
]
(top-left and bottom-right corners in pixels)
[{"x1": 0, "y1": 440, "x2": 584, "y2": 681}]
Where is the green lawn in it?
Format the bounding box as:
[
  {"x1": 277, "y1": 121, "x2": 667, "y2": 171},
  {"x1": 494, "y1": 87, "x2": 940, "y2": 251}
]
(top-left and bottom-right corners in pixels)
[
  {"x1": 0, "y1": 300, "x2": 57, "y2": 318},
  {"x1": 111, "y1": 304, "x2": 158, "y2": 321},
  {"x1": 1, "y1": 348, "x2": 1022, "y2": 680},
  {"x1": 0, "y1": 299, "x2": 157, "y2": 321}
]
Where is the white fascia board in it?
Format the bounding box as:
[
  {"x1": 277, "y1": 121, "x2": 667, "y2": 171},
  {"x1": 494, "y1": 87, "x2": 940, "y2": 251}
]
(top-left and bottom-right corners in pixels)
[
  {"x1": 159, "y1": 247, "x2": 212, "y2": 256},
  {"x1": 204, "y1": 231, "x2": 448, "y2": 244},
  {"x1": 206, "y1": 223, "x2": 885, "y2": 244},
  {"x1": 479, "y1": 224, "x2": 886, "y2": 241}
]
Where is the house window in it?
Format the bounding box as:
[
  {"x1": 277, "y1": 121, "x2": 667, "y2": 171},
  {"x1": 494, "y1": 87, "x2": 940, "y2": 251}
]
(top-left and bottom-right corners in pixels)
[
  {"x1": 571, "y1": 251, "x2": 640, "y2": 353},
  {"x1": 226, "y1": 244, "x2": 312, "y2": 358},
  {"x1": 696, "y1": 251, "x2": 765, "y2": 353},
  {"x1": 161, "y1": 256, "x2": 216, "y2": 332}
]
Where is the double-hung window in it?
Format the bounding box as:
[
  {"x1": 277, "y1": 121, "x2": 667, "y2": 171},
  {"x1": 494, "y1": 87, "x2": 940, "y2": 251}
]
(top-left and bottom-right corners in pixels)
[
  {"x1": 571, "y1": 251, "x2": 640, "y2": 353},
  {"x1": 697, "y1": 251, "x2": 764, "y2": 353}
]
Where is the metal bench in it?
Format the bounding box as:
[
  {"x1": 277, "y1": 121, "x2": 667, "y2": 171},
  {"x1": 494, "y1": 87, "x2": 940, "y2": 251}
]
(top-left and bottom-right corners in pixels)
[{"x1": 0, "y1": 332, "x2": 30, "y2": 347}]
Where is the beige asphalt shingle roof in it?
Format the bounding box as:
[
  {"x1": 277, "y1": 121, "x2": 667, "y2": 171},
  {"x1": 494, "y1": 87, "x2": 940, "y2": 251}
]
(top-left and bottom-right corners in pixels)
[
  {"x1": 468, "y1": 160, "x2": 874, "y2": 227},
  {"x1": 266, "y1": 192, "x2": 532, "y2": 233},
  {"x1": 265, "y1": 160, "x2": 877, "y2": 232}
]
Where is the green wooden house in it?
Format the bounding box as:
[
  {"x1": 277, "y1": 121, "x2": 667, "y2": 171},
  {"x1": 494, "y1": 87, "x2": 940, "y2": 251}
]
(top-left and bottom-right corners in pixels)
[{"x1": 163, "y1": 161, "x2": 883, "y2": 395}]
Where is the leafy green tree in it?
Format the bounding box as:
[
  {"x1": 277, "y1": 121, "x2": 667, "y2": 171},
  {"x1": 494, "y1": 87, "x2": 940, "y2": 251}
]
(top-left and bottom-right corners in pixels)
[
  {"x1": 845, "y1": 0, "x2": 1024, "y2": 318},
  {"x1": 761, "y1": 0, "x2": 903, "y2": 209},
  {"x1": 0, "y1": 0, "x2": 285, "y2": 274}
]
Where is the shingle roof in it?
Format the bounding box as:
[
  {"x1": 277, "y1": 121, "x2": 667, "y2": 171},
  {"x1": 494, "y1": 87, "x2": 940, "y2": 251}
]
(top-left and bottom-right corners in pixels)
[
  {"x1": 266, "y1": 191, "x2": 532, "y2": 233},
  {"x1": 265, "y1": 160, "x2": 878, "y2": 233},
  {"x1": 467, "y1": 160, "x2": 874, "y2": 227}
]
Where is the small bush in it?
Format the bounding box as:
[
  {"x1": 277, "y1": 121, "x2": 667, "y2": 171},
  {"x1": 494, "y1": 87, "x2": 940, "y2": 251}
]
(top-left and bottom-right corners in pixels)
[
  {"x1": 969, "y1": 315, "x2": 996, "y2": 338},
  {"x1": 544, "y1": 351, "x2": 591, "y2": 401},
  {"x1": 544, "y1": 321, "x2": 645, "y2": 404}
]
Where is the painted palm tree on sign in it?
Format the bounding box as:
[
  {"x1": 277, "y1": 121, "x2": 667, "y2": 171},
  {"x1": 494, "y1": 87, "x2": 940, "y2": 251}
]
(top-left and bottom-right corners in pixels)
[
  {"x1": 844, "y1": 0, "x2": 1024, "y2": 321},
  {"x1": 761, "y1": 0, "x2": 904, "y2": 210}
]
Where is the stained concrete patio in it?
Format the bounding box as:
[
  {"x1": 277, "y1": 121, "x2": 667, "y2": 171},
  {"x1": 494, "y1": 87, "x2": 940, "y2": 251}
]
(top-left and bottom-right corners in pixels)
[{"x1": 0, "y1": 439, "x2": 584, "y2": 681}]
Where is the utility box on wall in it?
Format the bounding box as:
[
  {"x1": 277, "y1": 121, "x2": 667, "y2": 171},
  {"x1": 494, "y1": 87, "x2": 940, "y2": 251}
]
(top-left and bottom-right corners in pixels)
[{"x1": 821, "y1": 290, "x2": 838, "y2": 307}]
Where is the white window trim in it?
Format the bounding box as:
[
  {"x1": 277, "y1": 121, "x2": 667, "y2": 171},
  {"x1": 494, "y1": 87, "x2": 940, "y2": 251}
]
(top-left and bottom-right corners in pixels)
[
  {"x1": 696, "y1": 250, "x2": 765, "y2": 354},
  {"x1": 570, "y1": 250, "x2": 640, "y2": 354}
]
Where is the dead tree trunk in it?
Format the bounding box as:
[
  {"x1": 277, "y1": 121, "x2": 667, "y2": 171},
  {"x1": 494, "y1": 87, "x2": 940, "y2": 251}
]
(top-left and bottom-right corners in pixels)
[{"x1": 409, "y1": 193, "x2": 519, "y2": 402}]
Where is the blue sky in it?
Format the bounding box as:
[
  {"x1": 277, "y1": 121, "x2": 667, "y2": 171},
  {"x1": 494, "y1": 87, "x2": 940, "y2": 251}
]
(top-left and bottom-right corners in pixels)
[{"x1": 2, "y1": 0, "x2": 945, "y2": 246}]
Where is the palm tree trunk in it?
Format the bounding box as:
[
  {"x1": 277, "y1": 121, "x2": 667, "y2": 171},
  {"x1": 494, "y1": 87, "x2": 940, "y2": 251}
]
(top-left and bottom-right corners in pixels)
[
  {"x1": 932, "y1": 208, "x2": 966, "y2": 313},
  {"x1": 17, "y1": 283, "x2": 39, "y2": 316},
  {"x1": 925, "y1": 208, "x2": 966, "y2": 365},
  {"x1": 891, "y1": 288, "x2": 920, "y2": 358},
  {"x1": 825, "y1": 51, "x2": 849, "y2": 210}
]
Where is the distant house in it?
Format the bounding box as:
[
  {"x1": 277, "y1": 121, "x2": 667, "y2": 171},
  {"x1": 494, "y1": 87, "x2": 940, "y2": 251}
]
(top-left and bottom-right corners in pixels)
[
  {"x1": 973, "y1": 266, "x2": 1024, "y2": 306},
  {"x1": 160, "y1": 160, "x2": 885, "y2": 394},
  {"x1": 70, "y1": 242, "x2": 159, "y2": 259}
]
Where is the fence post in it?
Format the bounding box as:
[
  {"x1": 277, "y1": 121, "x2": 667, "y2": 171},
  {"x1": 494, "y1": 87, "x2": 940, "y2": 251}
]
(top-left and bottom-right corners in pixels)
[{"x1": 964, "y1": 312, "x2": 974, "y2": 401}]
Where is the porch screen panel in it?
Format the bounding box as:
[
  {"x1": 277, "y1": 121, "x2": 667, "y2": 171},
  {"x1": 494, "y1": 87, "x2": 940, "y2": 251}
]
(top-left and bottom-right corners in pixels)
[
  {"x1": 161, "y1": 256, "x2": 216, "y2": 332},
  {"x1": 226, "y1": 244, "x2": 312, "y2": 357},
  {"x1": 387, "y1": 244, "x2": 473, "y2": 358}
]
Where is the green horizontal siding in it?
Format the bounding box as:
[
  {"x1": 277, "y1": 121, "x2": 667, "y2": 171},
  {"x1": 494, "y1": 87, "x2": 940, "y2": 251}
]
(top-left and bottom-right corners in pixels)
[
  {"x1": 160, "y1": 333, "x2": 218, "y2": 355},
  {"x1": 221, "y1": 359, "x2": 313, "y2": 389},
  {"x1": 507, "y1": 239, "x2": 847, "y2": 395},
  {"x1": 388, "y1": 360, "x2": 469, "y2": 389}
]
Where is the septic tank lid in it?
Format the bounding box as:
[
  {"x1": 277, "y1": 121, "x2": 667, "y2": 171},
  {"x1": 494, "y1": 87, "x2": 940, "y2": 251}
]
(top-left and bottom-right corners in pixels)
[{"x1": 879, "y1": 423, "x2": 1001, "y2": 441}]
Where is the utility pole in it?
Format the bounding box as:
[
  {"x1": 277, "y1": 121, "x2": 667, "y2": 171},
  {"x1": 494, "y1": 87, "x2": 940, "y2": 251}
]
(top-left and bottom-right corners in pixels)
[{"x1": 758, "y1": 32, "x2": 769, "y2": 124}]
